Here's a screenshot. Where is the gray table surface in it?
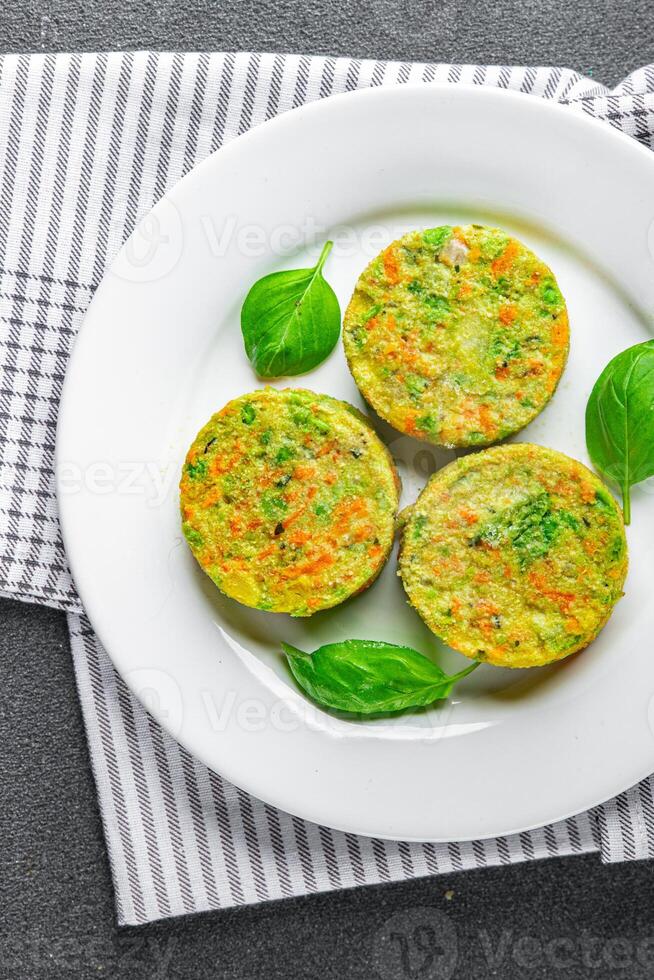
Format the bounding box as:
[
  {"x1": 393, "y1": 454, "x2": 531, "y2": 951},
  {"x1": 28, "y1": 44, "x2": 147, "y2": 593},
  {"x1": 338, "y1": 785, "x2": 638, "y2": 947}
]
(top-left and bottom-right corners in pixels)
[{"x1": 2, "y1": 3, "x2": 654, "y2": 979}]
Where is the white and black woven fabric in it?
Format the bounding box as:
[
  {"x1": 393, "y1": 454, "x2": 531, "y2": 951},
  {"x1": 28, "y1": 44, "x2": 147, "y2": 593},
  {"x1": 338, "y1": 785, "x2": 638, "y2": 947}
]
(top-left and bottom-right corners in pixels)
[{"x1": 1, "y1": 53, "x2": 654, "y2": 926}]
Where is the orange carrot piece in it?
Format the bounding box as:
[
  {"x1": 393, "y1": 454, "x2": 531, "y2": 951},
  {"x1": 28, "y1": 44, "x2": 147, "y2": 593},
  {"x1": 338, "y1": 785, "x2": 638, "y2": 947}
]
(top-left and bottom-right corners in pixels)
[
  {"x1": 316, "y1": 440, "x2": 338, "y2": 458},
  {"x1": 293, "y1": 464, "x2": 317, "y2": 480},
  {"x1": 528, "y1": 571, "x2": 575, "y2": 612},
  {"x1": 282, "y1": 552, "x2": 335, "y2": 578},
  {"x1": 498, "y1": 303, "x2": 517, "y2": 325},
  {"x1": 491, "y1": 240, "x2": 519, "y2": 277},
  {"x1": 478, "y1": 404, "x2": 495, "y2": 436},
  {"x1": 551, "y1": 318, "x2": 569, "y2": 348},
  {"x1": 383, "y1": 247, "x2": 400, "y2": 285}
]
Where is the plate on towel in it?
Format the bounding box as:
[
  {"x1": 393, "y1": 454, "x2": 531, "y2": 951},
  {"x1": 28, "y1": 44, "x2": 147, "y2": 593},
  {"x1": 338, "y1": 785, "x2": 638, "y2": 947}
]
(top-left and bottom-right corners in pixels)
[{"x1": 57, "y1": 85, "x2": 654, "y2": 841}]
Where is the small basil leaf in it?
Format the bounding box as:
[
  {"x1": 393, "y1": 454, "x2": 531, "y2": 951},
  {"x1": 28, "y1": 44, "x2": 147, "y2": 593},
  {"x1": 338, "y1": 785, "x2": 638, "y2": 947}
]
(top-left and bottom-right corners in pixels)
[
  {"x1": 241, "y1": 241, "x2": 341, "y2": 378},
  {"x1": 585, "y1": 339, "x2": 654, "y2": 524},
  {"x1": 282, "y1": 640, "x2": 478, "y2": 715}
]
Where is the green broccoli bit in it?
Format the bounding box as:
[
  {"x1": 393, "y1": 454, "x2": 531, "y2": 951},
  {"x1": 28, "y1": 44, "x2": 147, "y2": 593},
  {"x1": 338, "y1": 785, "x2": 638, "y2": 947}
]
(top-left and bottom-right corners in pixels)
[
  {"x1": 416, "y1": 414, "x2": 439, "y2": 437},
  {"x1": 491, "y1": 275, "x2": 511, "y2": 296},
  {"x1": 412, "y1": 513, "x2": 428, "y2": 540},
  {"x1": 241, "y1": 402, "x2": 256, "y2": 424},
  {"x1": 594, "y1": 488, "x2": 614, "y2": 510},
  {"x1": 363, "y1": 303, "x2": 383, "y2": 322},
  {"x1": 609, "y1": 535, "x2": 625, "y2": 561},
  {"x1": 261, "y1": 492, "x2": 288, "y2": 521},
  {"x1": 490, "y1": 332, "x2": 521, "y2": 362},
  {"x1": 182, "y1": 524, "x2": 204, "y2": 548},
  {"x1": 292, "y1": 408, "x2": 311, "y2": 427},
  {"x1": 405, "y1": 374, "x2": 429, "y2": 399},
  {"x1": 476, "y1": 493, "x2": 581, "y2": 569},
  {"x1": 541, "y1": 280, "x2": 562, "y2": 307},
  {"x1": 422, "y1": 226, "x2": 452, "y2": 251},
  {"x1": 186, "y1": 458, "x2": 208, "y2": 480},
  {"x1": 558, "y1": 510, "x2": 581, "y2": 532},
  {"x1": 424, "y1": 294, "x2": 450, "y2": 317},
  {"x1": 312, "y1": 417, "x2": 331, "y2": 435},
  {"x1": 275, "y1": 445, "x2": 294, "y2": 464}
]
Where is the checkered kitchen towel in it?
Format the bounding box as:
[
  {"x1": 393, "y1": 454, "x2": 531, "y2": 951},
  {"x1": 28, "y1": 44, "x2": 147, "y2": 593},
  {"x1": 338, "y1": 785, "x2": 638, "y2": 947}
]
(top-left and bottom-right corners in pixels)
[{"x1": 1, "y1": 53, "x2": 654, "y2": 926}]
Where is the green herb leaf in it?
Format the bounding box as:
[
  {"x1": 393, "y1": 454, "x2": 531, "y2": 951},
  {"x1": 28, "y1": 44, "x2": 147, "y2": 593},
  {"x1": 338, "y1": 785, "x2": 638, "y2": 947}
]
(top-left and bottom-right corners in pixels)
[
  {"x1": 585, "y1": 340, "x2": 654, "y2": 524},
  {"x1": 241, "y1": 241, "x2": 340, "y2": 378},
  {"x1": 282, "y1": 640, "x2": 478, "y2": 715}
]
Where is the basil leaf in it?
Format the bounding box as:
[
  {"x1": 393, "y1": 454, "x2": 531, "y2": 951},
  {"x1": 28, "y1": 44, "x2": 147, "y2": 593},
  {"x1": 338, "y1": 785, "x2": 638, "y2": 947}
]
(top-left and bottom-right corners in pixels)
[
  {"x1": 241, "y1": 241, "x2": 340, "y2": 378},
  {"x1": 282, "y1": 640, "x2": 478, "y2": 715},
  {"x1": 585, "y1": 340, "x2": 654, "y2": 524}
]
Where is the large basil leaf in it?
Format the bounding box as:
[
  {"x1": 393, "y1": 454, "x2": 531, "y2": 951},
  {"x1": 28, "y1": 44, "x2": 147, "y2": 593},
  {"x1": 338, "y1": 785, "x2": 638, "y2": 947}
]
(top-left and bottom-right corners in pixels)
[
  {"x1": 282, "y1": 640, "x2": 478, "y2": 715},
  {"x1": 241, "y1": 241, "x2": 340, "y2": 378},
  {"x1": 585, "y1": 339, "x2": 654, "y2": 524}
]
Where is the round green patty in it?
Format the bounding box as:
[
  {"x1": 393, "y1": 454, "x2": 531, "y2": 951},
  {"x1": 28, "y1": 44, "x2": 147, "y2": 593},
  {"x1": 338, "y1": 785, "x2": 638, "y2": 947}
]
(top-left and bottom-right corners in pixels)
[
  {"x1": 343, "y1": 224, "x2": 570, "y2": 448},
  {"x1": 180, "y1": 388, "x2": 400, "y2": 616},
  {"x1": 399, "y1": 444, "x2": 627, "y2": 668}
]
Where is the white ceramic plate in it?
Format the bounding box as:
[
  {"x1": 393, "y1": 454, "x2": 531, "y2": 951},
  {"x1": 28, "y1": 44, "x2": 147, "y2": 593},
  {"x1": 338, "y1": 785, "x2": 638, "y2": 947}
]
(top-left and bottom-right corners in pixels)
[{"x1": 57, "y1": 86, "x2": 654, "y2": 842}]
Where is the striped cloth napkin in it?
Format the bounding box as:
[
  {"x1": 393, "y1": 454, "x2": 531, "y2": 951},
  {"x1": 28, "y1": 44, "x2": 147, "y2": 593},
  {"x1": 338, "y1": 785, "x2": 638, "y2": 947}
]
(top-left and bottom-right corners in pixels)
[{"x1": 1, "y1": 52, "x2": 654, "y2": 927}]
